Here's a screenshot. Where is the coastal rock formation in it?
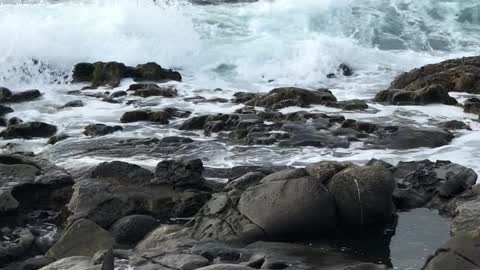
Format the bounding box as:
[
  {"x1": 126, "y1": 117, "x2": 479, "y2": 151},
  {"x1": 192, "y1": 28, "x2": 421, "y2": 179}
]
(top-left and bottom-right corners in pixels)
[{"x1": 72, "y1": 61, "x2": 181, "y2": 88}]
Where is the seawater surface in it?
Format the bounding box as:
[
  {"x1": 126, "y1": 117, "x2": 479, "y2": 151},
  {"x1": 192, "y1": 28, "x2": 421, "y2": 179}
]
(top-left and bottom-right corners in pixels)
[{"x1": 0, "y1": 1, "x2": 476, "y2": 268}]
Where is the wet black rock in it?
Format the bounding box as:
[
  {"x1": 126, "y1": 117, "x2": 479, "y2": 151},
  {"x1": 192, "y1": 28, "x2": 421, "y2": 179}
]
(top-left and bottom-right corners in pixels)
[
  {"x1": 120, "y1": 108, "x2": 191, "y2": 124},
  {"x1": 109, "y1": 215, "x2": 159, "y2": 247},
  {"x1": 132, "y1": 62, "x2": 182, "y2": 82},
  {"x1": 72, "y1": 61, "x2": 182, "y2": 88},
  {"x1": 0, "y1": 88, "x2": 42, "y2": 104},
  {"x1": 129, "y1": 83, "x2": 178, "y2": 98},
  {"x1": 110, "y1": 90, "x2": 127, "y2": 98},
  {"x1": 463, "y1": 97, "x2": 480, "y2": 115},
  {"x1": 371, "y1": 126, "x2": 454, "y2": 150},
  {"x1": 438, "y1": 120, "x2": 471, "y2": 130},
  {"x1": 326, "y1": 99, "x2": 369, "y2": 110},
  {"x1": 7, "y1": 117, "x2": 23, "y2": 127},
  {"x1": 84, "y1": 124, "x2": 123, "y2": 137},
  {"x1": 154, "y1": 159, "x2": 206, "y2": 188},
  {"x1": 0, "y1": 122, "x2": 57, "y2": 139},
  {"x1": 389, "y1": 55, "x2": 480, "y2": 94},
  {"x1": 47, "y1": 134, "x2": 70, "y2": 145},
  {"x1": 374, "y1": 84, "x2": 457, "y2": 105},
  {"x1": 0, "y1": 104, "x2": 13, "y2": 116},
  {"x1": 243, "y1": 87, "x2": 337, "y2": 110},
  {"x1": 67, "y1": 161, "x2": 210, "y2": 228},
  {"x1": 0, "y1": 153, "x2": 74, "y2": 213},
  {"x1": 390, "y1": 160, "x2": 477, "y2": 211}
]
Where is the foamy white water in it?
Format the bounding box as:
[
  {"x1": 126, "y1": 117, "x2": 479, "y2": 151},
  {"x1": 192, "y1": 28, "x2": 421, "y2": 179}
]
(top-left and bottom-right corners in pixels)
[{"x1": 1, "y1": 0, "x2": 480, "y2": 173}]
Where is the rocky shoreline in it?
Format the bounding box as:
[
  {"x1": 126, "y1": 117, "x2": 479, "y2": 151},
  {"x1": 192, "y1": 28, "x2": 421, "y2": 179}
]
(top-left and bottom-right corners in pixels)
[{"x1": 1, "y1": 56, "x2": 480, "y2": 270}]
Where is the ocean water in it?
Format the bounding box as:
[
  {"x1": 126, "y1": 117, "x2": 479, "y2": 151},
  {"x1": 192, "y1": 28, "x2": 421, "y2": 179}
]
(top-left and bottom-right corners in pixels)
[
  {"x1": 1, "y1": 0, "x2": 480, "y2": 171},
  {"x1": 0, "y1": 1, "x2": 477, "y2": 269}
]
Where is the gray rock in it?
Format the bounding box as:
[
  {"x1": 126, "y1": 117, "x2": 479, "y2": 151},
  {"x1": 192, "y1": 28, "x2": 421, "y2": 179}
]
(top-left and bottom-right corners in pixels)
[
  {"x1": 46, "y1": 219, "x2": 114, "y2": 259},
  {"x1": 421, "y1": 230, "x2": 480, "y2": 270},
  {"x1": 68, "y1": 161, "x2": 209, "y2": 228},
  {"x1": 0, "y1": 153, "x2": 73, "y2": 213},
  {"x1": 191, "y1": 193, "x2": 265, "y2": 243},
  {"x1": 136, "y1": 224, "x2": 189, "y2": 250},
  {"x1": 238, "y1": 174, "x2": 337, "y2": 238},
  {"x1": 20, "y1": 256, "x2": 56, "y2": 270},
  {"x1": 305, "y1": 161, "x2": 353, "y2": 184},
  {"x1": 154, "y1": 159, "x2": 205, "y2": 188},
  {"x1": 196, "y1": 265, "x2": 255, "y2": 270},
  {"x1": 371, "y1": 126, "x2": 453, "y2": 149},
  {"x1": 328, "y1": 164, "x2": 396, "y2": 226},
  {"x1": 154, "y1": 254, "x2": 210, "y2": 270},
  {"x1": 38, "y1": 256, "x2": 93, "y2": 270}
]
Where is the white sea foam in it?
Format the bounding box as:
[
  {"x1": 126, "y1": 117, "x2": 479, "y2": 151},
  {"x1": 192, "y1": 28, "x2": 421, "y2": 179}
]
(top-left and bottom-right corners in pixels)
[{"x1": 1, "y1": 0, "x2": 480, "y2": 174}]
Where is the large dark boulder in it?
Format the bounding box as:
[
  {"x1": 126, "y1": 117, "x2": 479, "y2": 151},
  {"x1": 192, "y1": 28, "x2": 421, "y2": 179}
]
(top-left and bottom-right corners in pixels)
[
  {"x1": 132, "y1": 62, "x2": 182, "y2": 82},
  {"x1": 374, "y1": 84, "x2": 457, "y2": 105},
  {"x1": 389, "y1": 56, "x2": 480, "y2": 94},
  {"x1": 72, "y1": 62, "x2": 95, "y2": 82},
  {"x1": 154, "y1": 159, "x2": 205, "y2": 188},
  {"x1": 67, "y1": 161, "x2": 210, "y2": 228},
  {"x1": 238, "y1": 172, "x2": 337, "y2": 238},
  {"x1": 120, "y1": 108, "x2": 190, "y2": 124},
  {"x1": 328, "y1": 164, "x2": 396, "y2": 227},
  {"x1": 390, "y1": 160, "x2": 477, "y2": 211},
  {"x1": 0, "y1": 122, "x2": 57, "y2": 139},
  {"x1": 0, "y1": 88, "x2": 42, "y2": 103}
]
